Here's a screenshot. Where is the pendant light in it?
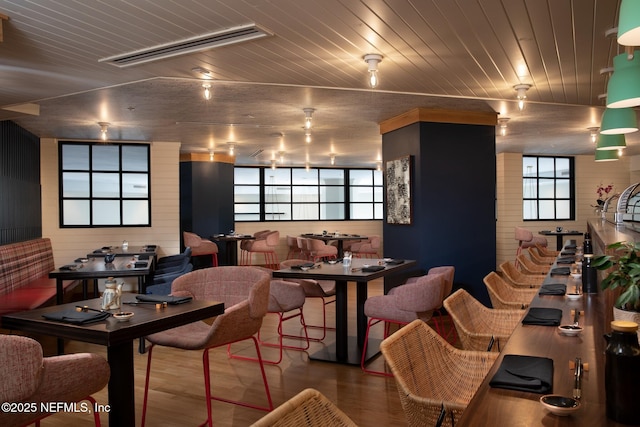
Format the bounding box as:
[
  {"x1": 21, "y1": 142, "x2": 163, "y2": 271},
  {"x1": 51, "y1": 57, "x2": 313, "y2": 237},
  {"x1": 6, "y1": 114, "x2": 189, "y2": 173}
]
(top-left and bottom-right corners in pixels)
[
  {"x1": 606, "y1": 52, "x2": 640, "y2": 109},
  {"x1": 596, "y1": 133, "x2": 626, "y2": 151},
  {"x1": 363, "y1": 54, "x2": 383, "y2": 88},
  {"x1": 617, "y1": 0, "x2": 640, "y2": 46},
  {"x1": 600, "y1": 107, "x2": 639, "y2": 134},
  {"x1": 98, "y1": 122, "x2": 109, "y2": 141},
  {"x1": 595, "y1": 149, "x2": 619, "y2": 162},
  {"x1": 514, "y1": 84, "x2": 531, "y2": 111}
]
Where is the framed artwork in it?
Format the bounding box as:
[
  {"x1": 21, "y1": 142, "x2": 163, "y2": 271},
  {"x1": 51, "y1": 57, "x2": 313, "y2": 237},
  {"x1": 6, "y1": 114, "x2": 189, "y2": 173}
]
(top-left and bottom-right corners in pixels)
[{"x1": 386, "y1": 155, "x2": 412, "y2": 224}]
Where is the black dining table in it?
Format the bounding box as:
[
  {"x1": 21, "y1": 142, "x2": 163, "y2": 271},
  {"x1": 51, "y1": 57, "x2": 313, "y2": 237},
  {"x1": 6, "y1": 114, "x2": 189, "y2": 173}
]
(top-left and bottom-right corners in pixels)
[
  {"x1": 1, "y1": 297, "x2": 224, "y2": 427},
  {"x1": 273, "y1": 258, "x2": 416, "y2": 365},
  {"x1": 538, "y1": 229, "x2": 583, "y2": 250},
  {"x1": 209, "y1": 234, "x2": 255, "y2": 265},
  {"x1": 302, "y1": 233, "x2": 366, "y2": 258}
]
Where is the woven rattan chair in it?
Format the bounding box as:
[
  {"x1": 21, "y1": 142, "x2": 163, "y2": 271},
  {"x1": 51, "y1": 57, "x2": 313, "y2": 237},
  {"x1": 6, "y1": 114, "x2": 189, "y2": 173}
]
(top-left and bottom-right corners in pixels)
[
  {"x1": 527, "y1": 247, "x2": 555, "y2": 265},
  {"x1": 483, "y1": 271, "x2": 537, "y2": 310},
  {"x1": 514, "y1": 227, "x2": 549, "y2": 267},
  {"x1": 535, "y1": 243, "x2": 560, "y2": 258},
  {"x1": 516, "y1": 254, "x2": 550, "y2": 274},
  {"x1": 443, "y1": 289, "x2": 523, "y2": 352},
  {"x1": 499, "y1": 261, "x2": 545, "y2": 288},
  {"x1": 250, "y1": 388, "x2": 358, "y2": 427},
  {"x1": 380, "y1": 320, "x2": 498, "y2": 427}
]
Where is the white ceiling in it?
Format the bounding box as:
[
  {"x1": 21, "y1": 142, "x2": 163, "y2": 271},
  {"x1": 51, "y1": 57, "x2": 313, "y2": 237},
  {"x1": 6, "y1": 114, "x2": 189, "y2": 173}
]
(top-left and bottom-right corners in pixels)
[{"x1": 0, "y1": 0, "x2": 631, "y2": 167}]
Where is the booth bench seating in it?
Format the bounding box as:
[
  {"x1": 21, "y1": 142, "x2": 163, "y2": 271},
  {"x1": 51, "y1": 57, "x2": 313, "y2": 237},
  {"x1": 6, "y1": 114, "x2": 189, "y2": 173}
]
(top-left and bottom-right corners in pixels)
[{"x1": 0, "y1": 238, "x2": 78, "y2": 322}]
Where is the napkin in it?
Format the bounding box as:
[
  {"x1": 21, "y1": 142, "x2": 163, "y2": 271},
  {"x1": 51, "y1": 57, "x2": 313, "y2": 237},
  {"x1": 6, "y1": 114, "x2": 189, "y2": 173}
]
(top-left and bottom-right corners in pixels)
[
  {"x1": 93, "y1": 249, "x2": 103, "y2": 254},
  {"x1": 565, "y1": 243, "x2": 577, "y2": 249},
  {"x1": 138, "y1": 254, "x2": 150, "y2": 260},
  {"x1": 59, "y1": 264, "x2": 79, "y2": 271},
  {"x1": 362, "y1": 265, "x2": 385, "y2": 272},
  {"x1": 384, "y1": 259, "x2": 405, "y2": 265},
  {"x1": 561, "y1": 250, "x2": 576, "y2": 256},
  {"x1": 539, "y1": 283, "x2": 566, "y2": 296},
  {"x1": 43, "y1": 309, "x2": 110, "y2": 325},
  {"x1": 134, "y1": 261, "x2": 147, "y2": 268},
  {"x1": 135, "y1": 294, "x2": 193, "y2": 305},
  {"x1": 550, "y1": 267, "x2": 571, "y2": 276},
  {"x1": 522, "y1": 307, "x2": 563, "y2": 326},
  {"x1": 556, "y1": 256, "x2": 575, "y2": 264},
  {"x1": 291, "y1": 262, "x2": 315, "y2": 270},
  {"x1": 489, "y1": 354, "x2": 553, "y2": 394}
]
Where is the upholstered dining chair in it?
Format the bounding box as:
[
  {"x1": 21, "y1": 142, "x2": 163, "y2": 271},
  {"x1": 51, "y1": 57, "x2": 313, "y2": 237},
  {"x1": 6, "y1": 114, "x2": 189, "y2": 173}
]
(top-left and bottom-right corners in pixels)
[
  {"x1": 350, "y1": 235, "x2": 381, "y2": 258},
  {"x1": 307, "y1": 238, "x2": 338, "y2": 262},
  {"x1": 380, "y1": 320, "x2": 499, "y2": 427},
  {"x1": 0, "y1": 335, "x2": 110, "y2": 427},
  {"x1": 141, "y1": 266, "x2": 273, "y2": 427},
  {"x1": 242, "y1": 230, "x2": 280, "y2": 269},
  {"x1": 499, "y1": 261, "x2": 545, "y2": 288},
  {"x1": 360, "y1": 273, "x2": 446, "y2": 376},
  {"x1": 250, "y1": 388, "x2": 358, "y2": 427},
  {"x1": 285, "y1": 235, "x2": 302, "y2": 259},
  {"x1": 230, "y1": 278, "x2": 309, "y2": 365},
  {"x1": 279, "y1": 259, "x2": 336, "y2": 341},
  {"x1": 443, "y1": 289, "x2": 523, "y2": 352},
  {"x1": 183, "y1": 231, "x2": 219, "y2": 267},
  {"x1": 483, "y1": 271, "x2": 538, "y2": 310},
  {"x1": 514, "y1": 227, "x2": 548, "y2": 268},
  {"x1": 516, "y1": 254, "x2": 550, "y2": 275}
]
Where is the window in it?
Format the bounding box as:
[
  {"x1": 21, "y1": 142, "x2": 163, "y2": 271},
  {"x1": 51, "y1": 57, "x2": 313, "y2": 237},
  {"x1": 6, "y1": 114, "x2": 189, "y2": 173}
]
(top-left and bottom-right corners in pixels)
[
  {"x1": 234, "y1": 167, "x2": 382, "y2": 221},
  {"x1": 522, "y1": 156, "x2": 574, "y2": 221},
  {"x1": 59, "y1": 142, "x2": 150, "y2": 227}
]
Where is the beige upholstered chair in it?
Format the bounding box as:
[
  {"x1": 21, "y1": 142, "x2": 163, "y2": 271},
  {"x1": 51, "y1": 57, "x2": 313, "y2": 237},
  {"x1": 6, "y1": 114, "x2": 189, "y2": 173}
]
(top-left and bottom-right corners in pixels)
[
  {"x1": 443, "y1": 289, "x2": 523, "y2": 352},
  {"x1": 350, "y1": 235, "x2": 381, "y2": 258},
  {"x1": 183, "y1": 231, "x2": 219, "y2": 267},
  {"x1": 250, "y1": 388, "x2": 358, "y2": 427},
  {"x1": 280, "y1": 259, "x2": 336, "y2": 341},
  {"x1": 380, "y1": 320, "x2": 498, "y2": 427},
  {"x1": 307, "y1": 238, "x2": 338, "y2": 262},
  {"x1": 286, "y1": 235, "x2": 302, "y2": 259},
  {"x1": 516, "y1": 254, "x2": 550, "y2": 274},
  {"x1": 499, "y1": 261, "x2": 545, "y2": 288},
  {"x1": 483, "y1": 271, "x2": 537, "y2": 310},
  {"x1": 514, "y1": 227, "x2": 548, "y2": 267},
  {"x1": 0, "y1": 335, "x2": 110, "y2": 427},
  {"x1": 361, "y1": 273, "x2": 445, "y2": 376},
  {"x1": 242, "y1": 230, "x2": 280, "y2": 269},
  {"x1": 142, "y1": 266, "x2": 273, "y2": 426}
]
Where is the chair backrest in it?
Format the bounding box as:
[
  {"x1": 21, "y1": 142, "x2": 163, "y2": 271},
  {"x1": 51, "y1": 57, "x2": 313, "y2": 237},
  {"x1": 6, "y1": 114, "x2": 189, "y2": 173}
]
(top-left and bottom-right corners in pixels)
[
  {"x1": 0, "y1": 335, "x2": 43, "y2": 402},
  {"x1": 171, "y1": 266, "x2": 271, "y2": 319},
  {"x1": 483, "y1": 271, "x2": 535, "y2": 309},
  {"x1": 183, "y1": 231, "x2": 202, "y2": 248},
  {"x1": 265, "y1": 231, "x2": 280, "y2": 246},
  {"x1": 514, "y1": 227, "x2": 533, "y2": 243},
  {"x1": 369, "y1": 235, "x2": 381, "y2": 250},
  {"x1": 499, "y1": 261, "x2": 544, "y2": 287},
  {"x1": 254, "y1": 229, "x2": 272, "y2": 239},
  {"x1": 268, "y1": 280, "x2": 306, "y2": 313},
  {"x1": 394, "y1": 274, "x2": 445, "y2": 314},
  {"x1": 428, "y1": 266, "x2": 455, "y2": 300}
]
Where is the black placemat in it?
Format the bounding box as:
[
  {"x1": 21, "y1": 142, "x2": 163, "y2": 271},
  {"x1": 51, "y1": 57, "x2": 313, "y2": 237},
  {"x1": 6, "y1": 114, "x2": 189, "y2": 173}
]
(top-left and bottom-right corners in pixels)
[
  {"x1": 522, "y1": 307, "x2": 563, "y2": 326},
  {"x1": 538, "y1": 283, "x2": 566, "y2": 296},
  {"x1": 135, "y1": 294, "x2": 193, "y2": 305},
  {"x1": 43, "y1": 309, "x2": 110, "y2": 325},
  {"x1": 550, "y1": 267, "x2": 570, "y2": 276},
  {"x1": 362, "y1": 265, "x2": 385, "y2": 272},
  {"x1": 489, "y1": 354, "x2": 553, "y2": 394},
  {"x1": 384, "y1": 259, "x2": 405, "y2": 265}
]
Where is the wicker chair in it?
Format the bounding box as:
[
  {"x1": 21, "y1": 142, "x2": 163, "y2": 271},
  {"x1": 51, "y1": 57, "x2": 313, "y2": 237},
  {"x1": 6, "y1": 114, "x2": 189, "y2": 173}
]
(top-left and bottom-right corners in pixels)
[
  {"x1": 483, "y1": 271, "x2": 537, "y2": 310},
  {"x1": 527, "y1": 247, "x2": 555, "y2": 265},
  {"x1": 499, "y1": 261, "x2": 545, "y2": 288},
  {"x1": 535, "y1": 243, "x2": 560, "y2": 258},
  {"x1": 250, "y1": 388, "x2": 358, "y2": 427},
  {"x1": 443, "y1": 289, "x2": 523, "y2": 352},
  {"x1": 514, "y1": 227, "x2": 549, "y2": 267},
  {"x1": 380, "y1": 320, "x2": 498, "y2": 427},
  {"x1": 516, "y1": 254, "x2": 550, "y2": 274}
]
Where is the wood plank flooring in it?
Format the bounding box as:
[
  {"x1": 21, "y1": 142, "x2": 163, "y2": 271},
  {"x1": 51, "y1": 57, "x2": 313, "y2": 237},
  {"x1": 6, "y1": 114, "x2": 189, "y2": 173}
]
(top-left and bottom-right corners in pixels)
[{"x1": 17, "y1": 279, "x2": 448, "y2": 426}]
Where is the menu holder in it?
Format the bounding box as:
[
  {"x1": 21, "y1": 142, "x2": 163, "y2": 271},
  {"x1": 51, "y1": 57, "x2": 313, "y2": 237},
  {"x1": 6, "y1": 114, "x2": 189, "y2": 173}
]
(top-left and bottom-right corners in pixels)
[
  {"x1": 489, "y1": 354, "x2": 553, "y2": 394},
  {"x1": 522, "y1": 307, "x2": 563, "y2": 326},
  {"x1": 538, "y1": 283, "x2": 566, "y2": 296},
  {"x1": 43, "y1": 309, "x2": 110, "y2": 325}
]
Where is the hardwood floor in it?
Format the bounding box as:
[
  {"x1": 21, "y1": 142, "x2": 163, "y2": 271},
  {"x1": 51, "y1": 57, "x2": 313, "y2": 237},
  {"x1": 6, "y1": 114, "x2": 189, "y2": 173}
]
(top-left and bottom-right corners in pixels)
[{"x1": 25, "y1": 279, "x2": 447, "y2": 426}]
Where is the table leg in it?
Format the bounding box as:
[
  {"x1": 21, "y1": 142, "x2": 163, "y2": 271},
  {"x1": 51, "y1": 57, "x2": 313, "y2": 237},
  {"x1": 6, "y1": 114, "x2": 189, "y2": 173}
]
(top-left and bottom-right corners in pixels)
[
  {"x1": 56, "y1": 278, "x2": 64, "y2": 305},
  {"x1": 226, "y1": 241, "x2": 238, "y2": 265},
  {"x1": 556, "y1": 235, "x2": 563, "y2": 251},
  {"x1": 356, "y1": 281, "x2": 368, "y2": 347},
  {"x1": 107, "y1": 341, "x2": 135, "y2": 427},
  {"x1": 334, "y1": 280, "x2": 348, "y2": 361},
  {"x1": 336, "y1": 241, "x2": 344, "y2": 259}
]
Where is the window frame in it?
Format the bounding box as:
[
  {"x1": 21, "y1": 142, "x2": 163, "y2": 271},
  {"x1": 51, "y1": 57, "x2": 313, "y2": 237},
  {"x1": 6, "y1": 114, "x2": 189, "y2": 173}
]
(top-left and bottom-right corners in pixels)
[
  {"x1": 58, "y1": 141, "x2": 151, "y2": 228},
  {"x1": 522, "y1": 155, "x2": 575, "y2": 221}
]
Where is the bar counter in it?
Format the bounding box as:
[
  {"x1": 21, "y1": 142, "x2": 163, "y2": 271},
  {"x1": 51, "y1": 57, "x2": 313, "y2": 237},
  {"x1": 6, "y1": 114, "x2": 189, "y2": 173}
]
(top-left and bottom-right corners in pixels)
[{"x1": 458, "y1": 222, "x2": 637, "y2": 426}]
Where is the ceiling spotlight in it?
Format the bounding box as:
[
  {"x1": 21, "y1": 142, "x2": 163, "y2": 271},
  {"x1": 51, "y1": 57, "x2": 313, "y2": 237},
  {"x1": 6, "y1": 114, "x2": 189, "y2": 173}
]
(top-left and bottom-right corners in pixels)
[
  {"x1": 227, "y1": 143, "x2": 235, "y2": 156},
  {"x1": 98, "y1": 122, "x2": 109, "y2": 141},
  {"x1": 376, "y1": 161, "x2": 383, "y2": 171},
  {"x1": 513, "y1": 84, "x2": 532, "y2": 111},
  {"x1": 303, "y1": 108, "x2": 315, "y2": 129},
  {"x1": 271, "y1": 159, "x2": 277, "y2": 170},
  {"x1": 209, "y1": 149, "x2": 214, "y2": 161},
  {"x1": 202, "y1": 83, "x2": 212, "y2": 100},
  {"x1": 305, "y1": 162, "x2": 310, "y2": 171},
  {"x1": 497, "y1": 117, "x2": 510, "y2": 136},
  {"x1": 588, "y1": 127, "x2": 600, "y2": 143},
  {"x1": 364, "y1": 54, "x2": 383, "y2": 88},
  {"x1": 330, "y1": 154, "x2": 336, "y2": 165}
]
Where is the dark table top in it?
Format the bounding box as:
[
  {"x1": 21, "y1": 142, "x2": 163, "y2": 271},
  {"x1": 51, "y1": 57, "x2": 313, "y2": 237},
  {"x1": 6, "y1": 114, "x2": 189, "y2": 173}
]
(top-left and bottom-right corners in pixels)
[
  {"x1": 86, "y1": 245, "x2": 158, "y2": 257},
  {"x1": 50, "y1": 256, "x2": 152, "y2": 280},
  {"x1": 273, "y1": 258, "x2": 416, "y2": 282},
  {"x1": 301, "y1": 233, "x2": 366, "y2": 241},
  {"x1": 209, "y1": 234, "x2": 255, "y2": 241}
]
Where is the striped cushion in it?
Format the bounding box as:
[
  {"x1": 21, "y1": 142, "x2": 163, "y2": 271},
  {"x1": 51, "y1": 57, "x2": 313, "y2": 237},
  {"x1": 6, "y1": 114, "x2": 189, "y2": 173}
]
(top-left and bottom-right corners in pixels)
[{"x1": 0, "y1": 238, "x2": 55, "y2": 296}]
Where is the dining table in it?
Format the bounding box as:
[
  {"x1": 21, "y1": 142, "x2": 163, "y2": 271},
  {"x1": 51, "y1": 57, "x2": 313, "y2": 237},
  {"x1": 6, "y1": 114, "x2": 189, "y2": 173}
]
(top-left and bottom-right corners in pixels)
[
  {"x1": 273, "y1": 258, "x2": 416, "y2": 365},
  {"x1": 538, "y1": 229, "x2": 583, "y2": 250},
  {"x1": 209, "y1": 234, "x2": 255, "y2": 265},
  {"x1": 1, "y1": 296, "x2": 225, "y2": 427},
  {"x1": 302, "y1": 233, "x2": 366, "y2": 258},
  {"x1": 457, "y1": 240, "x2": 626, "y2": 426}
]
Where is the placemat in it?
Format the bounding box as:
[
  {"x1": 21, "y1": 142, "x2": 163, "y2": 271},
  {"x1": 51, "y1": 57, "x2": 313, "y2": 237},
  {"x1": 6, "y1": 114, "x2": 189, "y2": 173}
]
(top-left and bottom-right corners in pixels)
[
  {"x1": 522, "y1": 307, "x2": 563, "y2": 326},
  {"x1": 489, "y1": 354, "x2": 553, "y2": 394}
]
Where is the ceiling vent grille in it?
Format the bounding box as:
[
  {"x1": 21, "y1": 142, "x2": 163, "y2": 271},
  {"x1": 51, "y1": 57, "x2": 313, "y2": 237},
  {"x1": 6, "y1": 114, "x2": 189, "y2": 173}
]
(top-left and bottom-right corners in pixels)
[{"x1": 99, "y1": 24, "x2": 271, "y2": 67}]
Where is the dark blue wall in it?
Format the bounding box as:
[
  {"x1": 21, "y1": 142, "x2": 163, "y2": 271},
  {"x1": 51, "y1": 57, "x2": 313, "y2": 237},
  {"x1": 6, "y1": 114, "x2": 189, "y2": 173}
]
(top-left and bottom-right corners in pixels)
[
  {"x1": 382, "y1": 121, "x2": 496, "y2": 305},
  {"x1": 0, "y1": 121, "x2": 42, "y2": 244}
]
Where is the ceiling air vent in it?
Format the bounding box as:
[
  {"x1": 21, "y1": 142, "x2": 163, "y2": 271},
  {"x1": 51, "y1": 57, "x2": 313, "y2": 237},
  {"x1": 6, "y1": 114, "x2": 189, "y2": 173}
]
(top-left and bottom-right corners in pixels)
[{"x1": 99, "y1": 24, "x2": 271, "y2": 67}]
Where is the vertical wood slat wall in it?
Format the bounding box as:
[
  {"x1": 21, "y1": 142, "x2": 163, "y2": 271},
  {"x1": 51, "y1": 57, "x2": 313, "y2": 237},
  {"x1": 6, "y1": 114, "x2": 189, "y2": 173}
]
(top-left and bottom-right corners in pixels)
[{"x1": 0, "y1": 120, "x2": 42, "y2": 245}]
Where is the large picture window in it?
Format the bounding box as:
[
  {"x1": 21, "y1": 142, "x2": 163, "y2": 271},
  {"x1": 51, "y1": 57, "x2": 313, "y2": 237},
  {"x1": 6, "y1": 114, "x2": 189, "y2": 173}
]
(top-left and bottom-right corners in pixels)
[
  {"x1": 522, "y1": 155, "x2": 574, "y2": 221},
  {"x1": 59, "y1": 142, "x2": 151, "y2": 227},
  {"x1": 234, "y1": 167, "x2": 382, "y2": 221}
]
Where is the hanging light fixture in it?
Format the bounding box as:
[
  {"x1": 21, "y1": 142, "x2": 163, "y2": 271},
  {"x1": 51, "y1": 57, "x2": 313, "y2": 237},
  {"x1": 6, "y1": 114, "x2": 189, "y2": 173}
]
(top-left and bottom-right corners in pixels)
[
  {"x1": 617, "y1": 0, "x2": 640, "y2": 46},
  {"x1": 600, "y1": 107, "x2": 639, "y2": 134},
  {"x1": 606, "y1": 51, "x2": 640, "y2": 108},
  {"x1": 270, "y1": 159, "x2": 277, "y2": 169},
  {"x1": 98, "y1": 122, "x2": 109, "y2": 141},
  {"x1": 363, "y1": 54, "x2": 383, "y2": 88},
  {"x1": 595, "y1": 149, "x2": 620, "y2": 162},
  {"x1": 202, "y1": 82, "x2": 212, "y2": 100},
  {"x1": 227, "y1": 143, "x2": 235, "y2": 156},
  {"x1": 596, "y1": 133, "x2": 626, "y2": 150},
  {"x1": 588, "y1": 127, "x2": 600, "y2": 143},
  {"x1": 497, "y1": 117, "x2": 510, "y2": 136},
  {"x1": 330, "y1": 154, "x2": 336, "y2": 165},
  {"x1": 376, "y1": 161, "x2": 383, "y2": 171},
  {"x1": 305, "y1": 128, "x2": 312, "y2": 143},
  {"x1": 209, "y1": 149, "x2": 214, "y2": 161},
  {"x1": 303, "y1": 108, "x2": 315, "y2": 129},
  {"x1": 513, "y1": 84, "x2": 532, "y2": 111}
]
